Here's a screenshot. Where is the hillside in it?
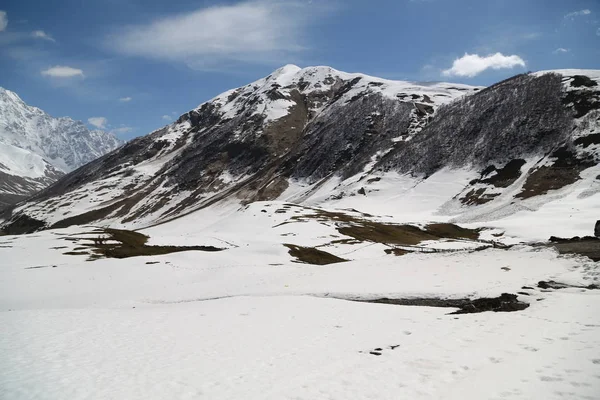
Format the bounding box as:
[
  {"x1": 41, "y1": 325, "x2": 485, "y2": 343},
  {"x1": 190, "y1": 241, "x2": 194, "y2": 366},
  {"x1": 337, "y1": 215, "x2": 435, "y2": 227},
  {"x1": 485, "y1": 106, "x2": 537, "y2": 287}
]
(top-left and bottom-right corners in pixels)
[{"x1": 2, "y1": 67, "x2": 598, "y2": 241}]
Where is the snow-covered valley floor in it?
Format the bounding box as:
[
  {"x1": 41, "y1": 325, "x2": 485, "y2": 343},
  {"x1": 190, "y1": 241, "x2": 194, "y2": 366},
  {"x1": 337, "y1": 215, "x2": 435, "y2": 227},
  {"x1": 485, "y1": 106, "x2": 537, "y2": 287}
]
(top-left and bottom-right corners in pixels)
[{"x1": 1, "y1": 201, "x2": 599, "y2": 400}]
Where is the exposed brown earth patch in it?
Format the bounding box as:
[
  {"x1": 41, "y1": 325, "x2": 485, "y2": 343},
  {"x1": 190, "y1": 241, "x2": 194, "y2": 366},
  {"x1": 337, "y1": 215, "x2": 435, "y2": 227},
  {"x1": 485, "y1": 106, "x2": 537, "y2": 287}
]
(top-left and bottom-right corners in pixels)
[
  {"x1": 346, "y1": 293, "x2": 529, "y2": 314},
  {"x1": 284, "y1": 244, "x2": 347, "y2": 265},
  {"x1": 537, "y1": 280, "x2": 599, "y2": 290},
  {"x1": 63, "y1": 228, "x2": 224, "y2": 260}
]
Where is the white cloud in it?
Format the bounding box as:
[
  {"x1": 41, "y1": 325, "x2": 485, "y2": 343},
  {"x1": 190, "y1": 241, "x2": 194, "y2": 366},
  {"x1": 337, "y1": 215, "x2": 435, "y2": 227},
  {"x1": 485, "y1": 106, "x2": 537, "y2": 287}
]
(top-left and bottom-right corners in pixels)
[
  {"x1": 107, "y1": 0, "x2": 323, "y2": 68},
  {"x1": 0, "y1": 11, "x2": 7, "y2": 32},
  {"x1": 564, "y1": 9, "x2": 591, "y2": 19},
  {"x1": 119, "y1": 96, "x2": 132, "y2": 102},
  {"x1": 88, "y1": 117, "x2": 108, "y2": 129},
  {"x1": 553, "y1": 48, "x2": 569, "y2": 54},
  {"x1": 31, "y1": 30, "x2": 55, "y2": 42},
  {"x1": 41, "y1": 65, "x2": 84, "y2": 78},
  {"x1": 597, "y1": 27, "x2": 600, "y2": 36},
  {"x1": 442, "y1": 53, "x2": 526, "y2": 78},
  {"x1": 162, "y1": 115, "x2": 172, "y2": 121}
]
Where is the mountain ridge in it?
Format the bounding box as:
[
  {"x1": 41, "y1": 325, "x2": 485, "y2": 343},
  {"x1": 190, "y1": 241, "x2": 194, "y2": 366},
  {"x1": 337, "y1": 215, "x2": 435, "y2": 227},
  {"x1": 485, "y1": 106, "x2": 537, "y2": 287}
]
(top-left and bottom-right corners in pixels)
[{"x1": 1, "y1": 66, "x2": 598, "y2": 236}]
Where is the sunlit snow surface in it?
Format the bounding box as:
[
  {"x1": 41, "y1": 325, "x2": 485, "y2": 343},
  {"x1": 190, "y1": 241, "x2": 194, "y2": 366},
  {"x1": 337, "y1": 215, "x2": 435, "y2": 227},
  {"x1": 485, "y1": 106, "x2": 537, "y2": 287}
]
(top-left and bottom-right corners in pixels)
[{"x1": 1, "y1": 200, "x2": 599, "y2": 400}]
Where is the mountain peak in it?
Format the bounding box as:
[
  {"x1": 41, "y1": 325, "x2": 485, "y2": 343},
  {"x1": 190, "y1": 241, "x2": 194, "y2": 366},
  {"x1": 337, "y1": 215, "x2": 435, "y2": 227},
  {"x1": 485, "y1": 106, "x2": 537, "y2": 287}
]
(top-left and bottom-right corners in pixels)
[
  {"x1": 0, "y1": 87, "x2": 26, "y2": 105},
  {"x1": 270, "y1": 64, "x2": 302, "y2": 77},
  {"x1": 0, "y1": 86, "x2": 124, "y2": 208}
]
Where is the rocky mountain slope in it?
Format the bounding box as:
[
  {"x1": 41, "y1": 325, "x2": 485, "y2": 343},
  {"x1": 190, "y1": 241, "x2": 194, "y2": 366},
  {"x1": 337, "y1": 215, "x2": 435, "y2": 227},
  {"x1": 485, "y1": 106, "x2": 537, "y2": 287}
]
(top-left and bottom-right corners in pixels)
[
  {"x1": 0, "y1": 87, "x2": 123, "y2": 207},
  {"x1": 1, "y1": 66, "x2": 598, "y2": 236}
]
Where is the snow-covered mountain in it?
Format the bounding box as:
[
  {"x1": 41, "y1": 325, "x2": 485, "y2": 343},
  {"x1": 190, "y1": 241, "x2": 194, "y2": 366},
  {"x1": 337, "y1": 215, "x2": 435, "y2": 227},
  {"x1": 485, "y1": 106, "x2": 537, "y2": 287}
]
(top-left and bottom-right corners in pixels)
[
  {"x1": 2, "y1": 67, "x2": 600, "y2": 399},
  {"x1": 1, "y1": 66, "x2": 599, "y2": 238},
  {"x1": 0, "y1": 87, "x2": 123, "y2": 207}
]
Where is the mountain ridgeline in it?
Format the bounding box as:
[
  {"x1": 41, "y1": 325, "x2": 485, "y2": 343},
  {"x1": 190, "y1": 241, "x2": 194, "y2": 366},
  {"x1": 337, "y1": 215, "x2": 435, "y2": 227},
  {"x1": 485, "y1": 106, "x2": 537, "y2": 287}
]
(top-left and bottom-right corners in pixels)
[{"x1": 1, "y1": 66, "x2": 599, "y2": 234}]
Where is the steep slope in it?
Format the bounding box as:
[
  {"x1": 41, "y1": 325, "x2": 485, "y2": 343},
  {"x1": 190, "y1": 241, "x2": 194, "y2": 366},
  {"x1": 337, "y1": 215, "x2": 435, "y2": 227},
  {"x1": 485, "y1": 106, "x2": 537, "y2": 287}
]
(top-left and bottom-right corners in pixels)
[
  {"x1": 0, "y1": 87, "x2": 123, "y2": 207},
  {"x1": 286, "y1": 70, "x2": 599, "y2": 238},
  {"x1": 0, "y1": 65, "x2": 478, "y2": 231}
]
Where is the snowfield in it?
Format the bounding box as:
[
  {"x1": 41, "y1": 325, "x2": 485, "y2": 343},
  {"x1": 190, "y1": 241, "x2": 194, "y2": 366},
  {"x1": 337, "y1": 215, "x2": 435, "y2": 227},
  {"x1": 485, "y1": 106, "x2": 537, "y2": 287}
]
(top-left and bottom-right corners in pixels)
[{"x1": 1, "y1": 199, "x2": 599, "y2": 400}]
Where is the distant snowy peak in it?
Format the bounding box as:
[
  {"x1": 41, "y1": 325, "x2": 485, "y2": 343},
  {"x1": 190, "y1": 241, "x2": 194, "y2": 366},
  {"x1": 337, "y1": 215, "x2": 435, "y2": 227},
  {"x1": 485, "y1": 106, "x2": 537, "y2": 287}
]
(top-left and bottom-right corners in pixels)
[
  {"x1": 0, "y1": 86, "x2": 124, "y2": 208},
  {"x1": 0, "y1": 87, "x2": 123, "y2": 173}
]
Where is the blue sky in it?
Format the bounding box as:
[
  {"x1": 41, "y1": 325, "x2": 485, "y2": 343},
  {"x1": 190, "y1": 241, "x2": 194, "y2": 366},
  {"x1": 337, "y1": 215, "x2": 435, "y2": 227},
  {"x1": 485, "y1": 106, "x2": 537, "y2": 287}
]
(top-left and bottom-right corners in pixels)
[{"x1": 0, "y1": 0, "x2": 598, "y2": 140}]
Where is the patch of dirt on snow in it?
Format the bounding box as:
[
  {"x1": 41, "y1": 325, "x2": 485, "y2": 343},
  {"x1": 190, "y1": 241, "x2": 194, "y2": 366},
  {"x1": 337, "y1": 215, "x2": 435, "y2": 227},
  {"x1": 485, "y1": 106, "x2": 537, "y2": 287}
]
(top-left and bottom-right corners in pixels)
[
  {"x1": 344, "y1": 293, "x2": 529, "y2": 314},
  {"x1": 284, "y1": 244, "x2": 348, "y2": 265},
  {"x1": 63, "y1": 228, "x2": 225, "y2": 260}
]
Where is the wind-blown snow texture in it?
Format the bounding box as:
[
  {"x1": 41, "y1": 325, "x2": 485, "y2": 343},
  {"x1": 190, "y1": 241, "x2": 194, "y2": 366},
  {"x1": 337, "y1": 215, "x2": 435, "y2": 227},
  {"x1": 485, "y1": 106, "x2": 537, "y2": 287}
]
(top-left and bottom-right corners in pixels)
[{"x1": 0, "y1": 87, "x2": 123, "y2": 207}]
